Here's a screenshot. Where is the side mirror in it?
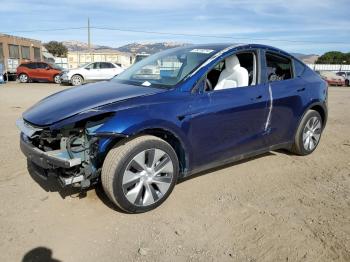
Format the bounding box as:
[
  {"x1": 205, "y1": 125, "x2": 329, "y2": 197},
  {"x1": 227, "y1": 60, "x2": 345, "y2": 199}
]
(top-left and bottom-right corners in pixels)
[
  {"x1": 85, "y1": 67, "x2": 90, "y2": 70},
  {"x1": 46, "y1": 67, "x2": 50, "y2": 70}
]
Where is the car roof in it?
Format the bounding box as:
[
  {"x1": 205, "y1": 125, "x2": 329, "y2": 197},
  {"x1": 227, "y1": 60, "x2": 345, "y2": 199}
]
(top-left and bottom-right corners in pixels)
[{"x1": 183, "y1": 43, "x2": 293, "y2": 58}]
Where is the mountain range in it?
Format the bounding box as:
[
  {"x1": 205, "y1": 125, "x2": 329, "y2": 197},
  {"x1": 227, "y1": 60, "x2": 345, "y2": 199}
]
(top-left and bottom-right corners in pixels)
[{"x1": 62, "y1": 41, "x2": 319, "y2": 63}]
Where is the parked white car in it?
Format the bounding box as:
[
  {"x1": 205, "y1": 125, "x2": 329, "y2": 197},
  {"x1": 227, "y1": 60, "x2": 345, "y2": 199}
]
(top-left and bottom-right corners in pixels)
[{"x1": 60, "y1": 62, "x2": 124, "y2": 86}]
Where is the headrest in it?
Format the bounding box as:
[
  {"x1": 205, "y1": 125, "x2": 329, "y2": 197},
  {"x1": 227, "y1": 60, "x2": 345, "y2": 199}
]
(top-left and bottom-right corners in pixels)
[{"x1": 225, "y1": 55, "x2": 240, "y2": 72}]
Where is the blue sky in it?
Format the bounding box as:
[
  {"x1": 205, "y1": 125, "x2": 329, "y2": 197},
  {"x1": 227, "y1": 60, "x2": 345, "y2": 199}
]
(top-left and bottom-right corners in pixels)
[{"x1": 1, "y1": 0, "x2": 349, "y2": 54}]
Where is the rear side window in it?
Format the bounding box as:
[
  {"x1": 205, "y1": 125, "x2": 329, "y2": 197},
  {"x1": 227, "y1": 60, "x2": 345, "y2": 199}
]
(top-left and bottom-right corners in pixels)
[
  {"x1": 294, "y1": 59, "x2": 306, "y2": 77},
  {"x1": 266, "y1": 52, "x2": 293, "y2": 82}
]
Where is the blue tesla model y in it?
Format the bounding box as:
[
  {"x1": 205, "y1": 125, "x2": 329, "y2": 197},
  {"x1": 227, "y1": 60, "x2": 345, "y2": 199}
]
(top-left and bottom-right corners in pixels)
[{"x1": 17, "y1": 44, "x2": 327, "y2": 213}]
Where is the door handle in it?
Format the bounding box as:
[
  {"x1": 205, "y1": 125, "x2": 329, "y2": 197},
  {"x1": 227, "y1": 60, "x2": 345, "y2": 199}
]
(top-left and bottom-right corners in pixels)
[
  {"x1": 297, "y1": 87, "x2": 305, "y2": 92},
  {"x1": 251, "y1": 95, "x2": 262, "y2": 101}
]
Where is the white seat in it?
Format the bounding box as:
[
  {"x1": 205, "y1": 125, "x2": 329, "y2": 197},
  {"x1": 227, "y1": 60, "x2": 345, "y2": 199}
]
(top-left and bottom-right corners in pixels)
[{"x1": 214, "y1": 55, "x2": 249, "y2": 90}]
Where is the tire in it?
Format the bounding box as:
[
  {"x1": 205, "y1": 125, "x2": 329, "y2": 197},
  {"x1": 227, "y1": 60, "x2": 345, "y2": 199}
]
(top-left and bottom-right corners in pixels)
[
  {"x1": 71, "y1": 75, "x2": 83, "y2": 86},
  {"x1": 346, "y1": 80, "x2": 349, "y2": 87},
  {"x1": 102, "y1": 135, "x2": 179, "y2": 213},
  {"x1": 291, "y1": 110, "x2": 323, "y2": 156},
  {"x1": 19, "y1": 73, "x2": 29, "y2": 83},
  {"x1": 53, "y1": 74, "x2": 61, "y2": 84}
]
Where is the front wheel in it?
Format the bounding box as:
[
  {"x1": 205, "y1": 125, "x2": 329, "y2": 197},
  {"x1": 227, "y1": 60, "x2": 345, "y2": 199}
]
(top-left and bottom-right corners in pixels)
[
  {"x1": 19, "y1": 73, "x2": 29, "y2": 83},
  {"x1": 71, "y1": 75, "x2": 83, "y2": 86},
  {"x1": 291, "y1": 110, "x2": 323, "y2": 155},
  {"x1": 101, "y1": 135, "x2": 179, "y2": 213},
  {"x1": 53, "y1": 74, "x2": 61, "y2": 84},
  {"x1": 346, "y1": 80, "x2": 349, "y2": 87}
]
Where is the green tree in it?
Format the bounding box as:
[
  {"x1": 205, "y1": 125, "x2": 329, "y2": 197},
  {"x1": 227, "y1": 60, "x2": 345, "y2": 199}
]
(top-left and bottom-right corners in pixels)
[
  {"x1": 44, "y1": 41, "x2": 68, "y2": 57},
  {"x1": 316, "y1": 51, "x2": 350, "y2": 64}
]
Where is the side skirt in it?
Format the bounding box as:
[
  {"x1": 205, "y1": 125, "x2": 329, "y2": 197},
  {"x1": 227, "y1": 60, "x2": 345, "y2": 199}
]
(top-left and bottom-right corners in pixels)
[{"x1": 183, "y1": 142, "x2": 292, "y2": 177}]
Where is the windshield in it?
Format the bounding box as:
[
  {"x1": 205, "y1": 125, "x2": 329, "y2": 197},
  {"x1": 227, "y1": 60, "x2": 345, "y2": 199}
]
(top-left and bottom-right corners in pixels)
[
  {"x1": 134, "y1": 54, "x2": 149, "y2": 63},
  {"x1": 113, "y1": 46, "x2": 217, "y2": 88}
]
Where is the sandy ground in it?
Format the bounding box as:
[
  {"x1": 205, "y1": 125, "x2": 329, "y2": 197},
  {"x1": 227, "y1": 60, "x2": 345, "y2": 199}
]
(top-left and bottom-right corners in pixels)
[{"x1": 0, "y1": 82, "x2": 349, "y2": 262}]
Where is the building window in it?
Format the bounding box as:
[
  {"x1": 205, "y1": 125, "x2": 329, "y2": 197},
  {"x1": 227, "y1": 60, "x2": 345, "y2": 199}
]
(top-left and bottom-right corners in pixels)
[
  {"x1": 33, "y1": 47, "x2": 41, "y2": 61},
  {"x1": 9, "y1": 44, "x2": 20, "y2": 59},
  {"x1": 0, "y1": 43, "x2": 3, "y2": 64},
  {"x1": 21, "y1": 46, "x2": 30, "y2": 60}
]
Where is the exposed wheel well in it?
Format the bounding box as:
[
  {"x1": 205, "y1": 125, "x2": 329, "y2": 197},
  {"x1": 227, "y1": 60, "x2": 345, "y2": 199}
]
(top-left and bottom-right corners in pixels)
[
  {"x1": 100, "y1": 129, "x2": 188, "y2": 175},
  {"x1": 72, "y1": 74, "x2": 84, "y2": 80},
  {"x1": 140, "y1": 129, "x2": 187, "y2": 175}
]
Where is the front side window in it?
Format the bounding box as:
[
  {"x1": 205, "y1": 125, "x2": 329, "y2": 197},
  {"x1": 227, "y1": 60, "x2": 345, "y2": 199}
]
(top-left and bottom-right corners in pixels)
[
  {"x1": 37, "y1": 62, "x2": 48, "y2": 69},
  {"x1": 84, "y1": 63, "x2": 94, "y2": 70},
  {"x1": 266, "y1": 52, "x2": 292, "y2": 82},
  {"x1": 204, "y1": 52, "x2": 256, "y2": 91},
  {"x1": 26, "y1": 63, "x2": 37, "y2": 69},
  {"x1": 9, "y1": 44, "x2": 20, "y2": 59},
  {"x1": 100, "y1": 62, "x2": 115, "y2": 69},
  {"x1": 114, "y1": 47, "x2": 219, "y2": 88},
  {"x1": 85, "y1": 63, "x2": 100, "y2": 69},
  {"x1": 21, "y1": 46, "x2": 30, "y2": 60}
]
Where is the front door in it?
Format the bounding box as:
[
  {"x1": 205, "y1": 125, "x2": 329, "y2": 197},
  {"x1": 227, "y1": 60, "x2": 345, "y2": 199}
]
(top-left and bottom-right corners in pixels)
[{"x1": 188, "y1": 84, "x2": 269, "y2": 169}]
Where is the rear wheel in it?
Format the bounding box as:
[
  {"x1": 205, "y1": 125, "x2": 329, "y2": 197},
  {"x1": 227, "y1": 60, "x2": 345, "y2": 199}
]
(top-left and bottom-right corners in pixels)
[
  {"x1": 71, "y1": 75, "x2": 83, "y2": 86},
  {"x1": 53, "y1": 74, "x2": 61, "y2": 84},
  {"x1": 19, "y1": 73, "x2": 29, "y2": 83},
  {"x1": 291, "y1": 110, "x2": 323, "y2": 155},
  {"x1": 346, "y1": 79, "x2": 349, "y2": 87},
  {"x1": 102, "y1": 135, "x2": 179, "y2": 213}
]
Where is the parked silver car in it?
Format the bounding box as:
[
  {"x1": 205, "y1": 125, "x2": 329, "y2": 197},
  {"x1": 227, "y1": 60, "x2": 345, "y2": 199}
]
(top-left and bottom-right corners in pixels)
[{"x1": 336, "y1": 72, "x2": 350, "y2": 86}]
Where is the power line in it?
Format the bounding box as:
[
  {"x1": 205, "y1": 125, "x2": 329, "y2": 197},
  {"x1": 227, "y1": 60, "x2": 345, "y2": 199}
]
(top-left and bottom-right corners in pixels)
[
  {"x1": 92, "y1": 26, "x2": 349, "y2": 45},
  {"x1": 3, "y1": 26, "x2": 349, "y2": 45},
  {"x1": 3, "y1": 27, "x2": 87, "y2": 33}
]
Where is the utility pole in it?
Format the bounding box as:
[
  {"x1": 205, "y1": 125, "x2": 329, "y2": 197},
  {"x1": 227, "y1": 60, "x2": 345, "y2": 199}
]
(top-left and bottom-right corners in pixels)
[{"x1": 88, "y1": 18, "x2": 91, "y2": 51}]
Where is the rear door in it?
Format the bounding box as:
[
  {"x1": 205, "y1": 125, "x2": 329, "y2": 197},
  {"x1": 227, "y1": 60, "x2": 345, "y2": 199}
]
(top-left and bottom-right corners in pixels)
[
  {"x1": 262, "y1": 51, "x2": 306, "y2": 146},
  {"x1": 99, "y1": 62, "x2": 118, "y2": 79}
]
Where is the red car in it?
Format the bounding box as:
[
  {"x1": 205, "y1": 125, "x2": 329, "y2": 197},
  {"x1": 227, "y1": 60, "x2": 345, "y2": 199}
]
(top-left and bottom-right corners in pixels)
[
  {"x1": 16, "y1": 62, "x2": 62, "y2": 84},
  {"x1": 316, "y1": 71, "x2": 345, "y2": 86}
]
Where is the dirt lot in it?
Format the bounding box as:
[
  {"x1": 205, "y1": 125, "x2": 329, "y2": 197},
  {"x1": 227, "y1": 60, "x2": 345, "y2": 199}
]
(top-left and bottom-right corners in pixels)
[{"x1": 0, "y1": 82, "x2": 349, "y2": 262}]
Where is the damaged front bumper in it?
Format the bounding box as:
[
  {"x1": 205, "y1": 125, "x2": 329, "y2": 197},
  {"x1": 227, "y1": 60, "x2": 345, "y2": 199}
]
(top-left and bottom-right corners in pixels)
[
  {"x1": 20, "y1": 133, "x2": 82, "y2": 169},
  {"x1": 20, "y1": 133, "x2": 86, "y2": 187},
  {"x1": 17, "y1": 116, "x2": 125, "y2": 188}
]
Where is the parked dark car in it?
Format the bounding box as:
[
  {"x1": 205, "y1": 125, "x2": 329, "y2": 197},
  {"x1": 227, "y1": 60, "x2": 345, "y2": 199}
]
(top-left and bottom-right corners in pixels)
[
  {"x1": 16, "y1": 44, "x2": 328, "y2": 213},
  {"x1": 17, "y1": 62, "x2": 62, "y2": 83}
]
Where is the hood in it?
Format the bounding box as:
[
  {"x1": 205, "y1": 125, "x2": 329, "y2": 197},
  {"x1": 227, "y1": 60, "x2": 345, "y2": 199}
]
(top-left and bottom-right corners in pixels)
[{"x1": 23, "y1": 81, "x2": 165, "y2": 126}]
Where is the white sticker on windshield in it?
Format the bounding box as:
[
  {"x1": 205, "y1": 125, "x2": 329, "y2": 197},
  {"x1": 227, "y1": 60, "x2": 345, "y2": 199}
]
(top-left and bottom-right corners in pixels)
[
  {"x1": 141, "y1": 81, "x2": 152, "y2": 86},
  {"x1": 190, "y1": 49, "x2": 214, "y2": 54}
]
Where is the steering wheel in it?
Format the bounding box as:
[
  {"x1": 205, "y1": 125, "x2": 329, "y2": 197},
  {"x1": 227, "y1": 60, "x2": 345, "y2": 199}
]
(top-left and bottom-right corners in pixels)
[{"x1": 205, "y1": 78, "x2": 213, "y2": 91}]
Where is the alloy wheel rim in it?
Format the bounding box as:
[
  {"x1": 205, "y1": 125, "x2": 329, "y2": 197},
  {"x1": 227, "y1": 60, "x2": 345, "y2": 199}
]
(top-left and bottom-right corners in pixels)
[
  {"x1": 54, "y1": 75, "x2": 61, "y2": 83},
  {"x1": 303, "y1": 116, "x2": 321, "y2": 151},
  {"x1": 122, "y1": 148, "x2": 174, "y2": 207},
  {"x1": 20, "y1": 74, "x2": 27, "y2": 82},
  {"x1": 72, "y1": 76, "x2": 81, "y2": 85}
]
